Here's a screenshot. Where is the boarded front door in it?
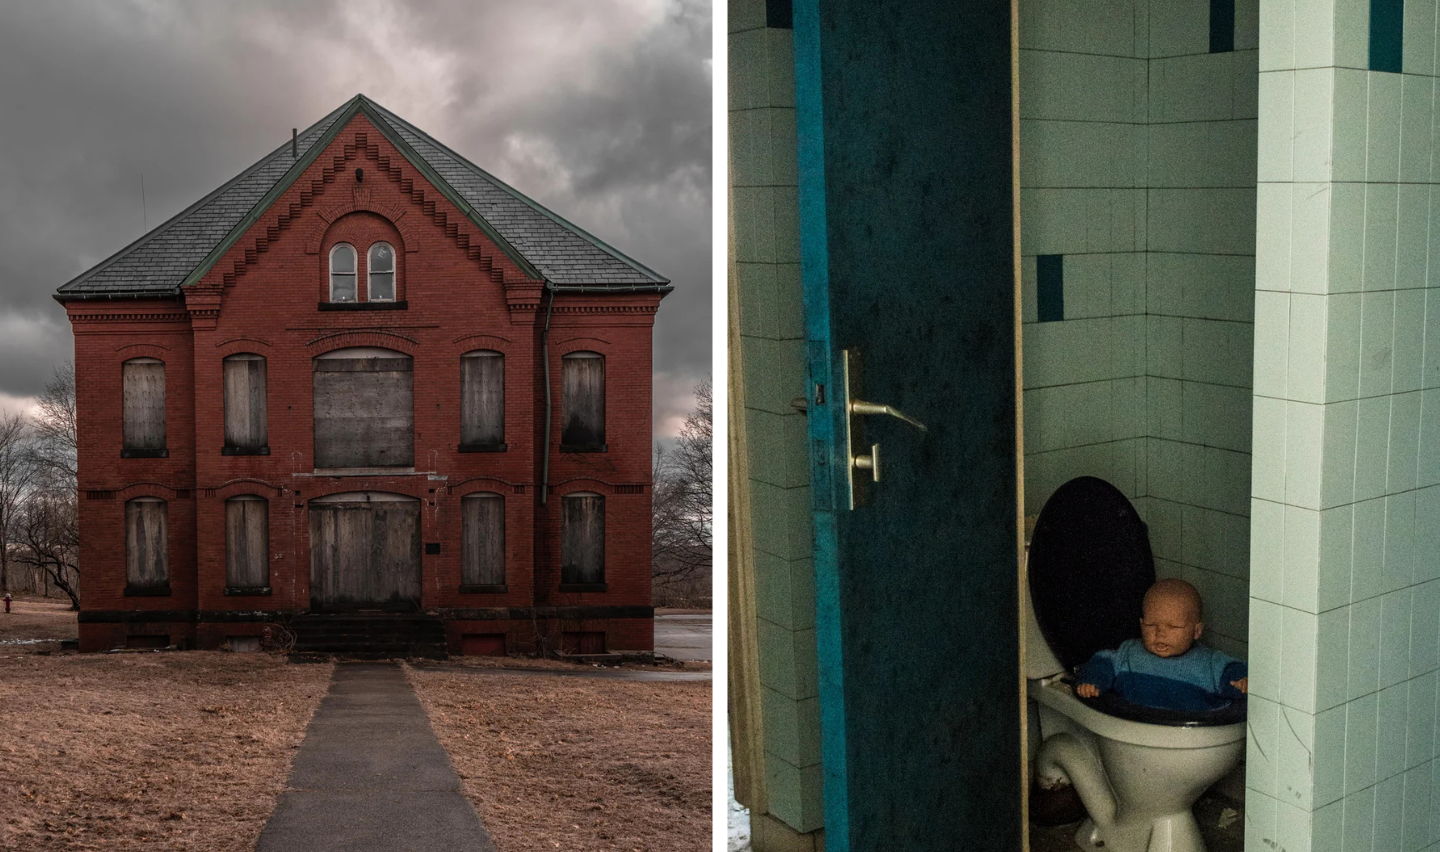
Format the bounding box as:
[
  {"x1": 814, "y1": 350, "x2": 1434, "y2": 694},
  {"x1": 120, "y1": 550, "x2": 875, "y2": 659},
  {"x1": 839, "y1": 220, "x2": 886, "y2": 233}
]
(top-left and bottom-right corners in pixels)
[
  {"x1": 308, "y1": 493, "x2": 421, "y2": 610},
  {"x1": 794, "y1": 1, "x2": 1021, "y2": 850}
]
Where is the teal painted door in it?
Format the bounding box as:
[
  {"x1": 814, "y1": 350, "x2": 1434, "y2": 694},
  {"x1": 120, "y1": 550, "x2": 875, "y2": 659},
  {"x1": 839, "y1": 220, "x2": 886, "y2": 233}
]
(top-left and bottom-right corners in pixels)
[{"x1": 793, "y1": 2, "x2": 1021, "y2": 850}]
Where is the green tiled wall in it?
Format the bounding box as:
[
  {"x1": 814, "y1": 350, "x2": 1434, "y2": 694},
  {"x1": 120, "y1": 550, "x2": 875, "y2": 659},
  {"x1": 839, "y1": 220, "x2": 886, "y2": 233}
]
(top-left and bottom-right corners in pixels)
[
  {"x1": 730, "y1": 0, "x2": 825, "y2": 836},
  {"x1": 1020, "y1": 0, "x2": 1259, "y2": 659},
  {"x1": 1247, "y1": 0, "x2": 1440, "y2": 849}
]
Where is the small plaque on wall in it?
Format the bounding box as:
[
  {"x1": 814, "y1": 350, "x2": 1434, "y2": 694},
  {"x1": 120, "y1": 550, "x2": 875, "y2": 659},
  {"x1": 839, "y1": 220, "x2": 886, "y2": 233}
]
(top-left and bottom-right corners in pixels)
[{"x1": 425, "y1": 542, "x2": 441, "y2": 554}]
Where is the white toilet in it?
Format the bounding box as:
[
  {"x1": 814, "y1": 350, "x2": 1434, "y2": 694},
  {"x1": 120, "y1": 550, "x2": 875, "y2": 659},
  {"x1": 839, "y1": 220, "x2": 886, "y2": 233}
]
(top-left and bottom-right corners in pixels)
[{"x1": 1024, "y1": 477, "x2": 1246, "y2": 852}]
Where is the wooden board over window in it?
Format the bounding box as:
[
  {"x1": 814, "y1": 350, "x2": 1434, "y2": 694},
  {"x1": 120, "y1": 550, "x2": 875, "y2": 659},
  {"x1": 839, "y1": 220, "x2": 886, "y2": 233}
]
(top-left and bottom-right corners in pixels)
[
  {"x1": 122, "y1": 358, "x2": 166, "y2": 451},
  {"x1": 561, "y1": 492, "x2": 604, "y2": 586},
  {"x1": 125, "y1": 498, "x2": 168, "y2": 589},
  {"x1": 460, "y1": 351, "x2": 504, "y2": 448},
  {"x1": 309, "y1": 492, "x2": 421, "y2": 609},
  {"x1": 561, "y1": 352, "x2": 605, "y2": 450},
  {"x1": 225, "y1": 496, "x2": 269, "y2": 589},
  {"x1": 461, "y1": 493, "x2": 505, "y2": 588},
  {"x1": 313, "y1": 348, "x2": 414, "y2": 468},
  {"x1": 223, "y1": 354, "x2": 268, "y2": 451}
]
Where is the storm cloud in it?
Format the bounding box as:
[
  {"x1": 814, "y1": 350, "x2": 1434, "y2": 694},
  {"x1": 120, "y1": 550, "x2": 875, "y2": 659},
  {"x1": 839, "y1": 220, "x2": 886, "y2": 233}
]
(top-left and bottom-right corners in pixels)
[{"x1": 0, "y1": 0, "x2": 711, "y2": 439}]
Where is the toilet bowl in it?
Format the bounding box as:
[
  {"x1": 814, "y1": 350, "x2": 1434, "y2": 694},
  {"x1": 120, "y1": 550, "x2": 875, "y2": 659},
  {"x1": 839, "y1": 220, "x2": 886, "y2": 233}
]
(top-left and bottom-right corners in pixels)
[{"x1": 1025, "y1": 477, "x2": 1245, "y2": 852}]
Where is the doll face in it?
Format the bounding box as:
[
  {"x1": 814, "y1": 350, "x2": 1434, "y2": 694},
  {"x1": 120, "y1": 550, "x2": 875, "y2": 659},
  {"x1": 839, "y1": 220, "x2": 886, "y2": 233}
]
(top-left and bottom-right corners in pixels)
[{"x1": 1139, "y1": 591, "x2": 1203, "y2": 658}]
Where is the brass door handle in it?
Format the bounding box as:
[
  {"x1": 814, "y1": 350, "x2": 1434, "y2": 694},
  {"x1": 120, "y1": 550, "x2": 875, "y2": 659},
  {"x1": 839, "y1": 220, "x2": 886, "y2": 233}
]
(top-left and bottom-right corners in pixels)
[{"x1": 848, "y1": 400, "x2": 928, "y2": 432}]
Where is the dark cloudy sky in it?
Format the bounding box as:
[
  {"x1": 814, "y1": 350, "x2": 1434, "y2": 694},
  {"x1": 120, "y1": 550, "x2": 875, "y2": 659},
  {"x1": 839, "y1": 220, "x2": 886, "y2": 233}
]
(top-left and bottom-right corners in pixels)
[{"x1": 0, "y1": 0, "x2": 711, "y2": 441}]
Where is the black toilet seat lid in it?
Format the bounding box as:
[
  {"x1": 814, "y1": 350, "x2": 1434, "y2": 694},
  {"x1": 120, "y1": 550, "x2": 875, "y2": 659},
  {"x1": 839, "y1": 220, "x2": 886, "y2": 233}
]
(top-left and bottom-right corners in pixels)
[{"x1": 1029, "y1": 477, "x2": 1155, "y2": 674}]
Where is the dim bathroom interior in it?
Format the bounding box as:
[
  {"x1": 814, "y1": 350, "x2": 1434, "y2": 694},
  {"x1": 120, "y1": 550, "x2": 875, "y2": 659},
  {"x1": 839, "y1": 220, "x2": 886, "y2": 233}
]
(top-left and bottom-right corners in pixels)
[{"x1": 1021, "y1": 0, "x2": 1440, "y2": 850}]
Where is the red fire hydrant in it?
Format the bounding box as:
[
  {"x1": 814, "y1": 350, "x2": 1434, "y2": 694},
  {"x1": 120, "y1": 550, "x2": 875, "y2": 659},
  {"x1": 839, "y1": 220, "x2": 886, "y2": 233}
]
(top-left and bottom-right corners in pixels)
[{"x1": 3, "y1": 593, "x2": 11, "y2": 614}]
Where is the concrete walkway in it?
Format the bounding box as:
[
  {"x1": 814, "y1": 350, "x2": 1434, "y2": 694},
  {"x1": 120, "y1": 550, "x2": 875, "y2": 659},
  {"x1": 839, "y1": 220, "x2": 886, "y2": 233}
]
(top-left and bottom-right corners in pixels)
[{"x1": 257, "y1": 663, "x2": 495, "y2": 852}]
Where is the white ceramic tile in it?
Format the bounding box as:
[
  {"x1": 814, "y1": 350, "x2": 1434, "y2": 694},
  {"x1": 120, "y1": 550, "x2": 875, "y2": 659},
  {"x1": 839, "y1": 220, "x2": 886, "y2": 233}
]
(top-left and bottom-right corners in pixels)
[
  {"x1": 1294, "y1": 71, "x2": 1337, "y2": 182},
  {"x1": 1319, "y1": 606, "x2": 1354, "y2": 710},
  {"x1": 1426, "y1": 290, "x2": 1440, "y2": 391},
  {"x1": 1421, "y1": 391, "x2": 1440, "y2": 489},
  {"x1": 1403, "y1": 761, "x2": 1434, "y2": 852},
  {"x1": 1326, "y1": 184, "x2": 1364, "y2": 298},
  {"x1": 1354, "y1": 394, "x2": 1394, "y2": 502},
  {"x1": 1019, "y1": 0, "x2": 1139, "y2": 56},
  {"x1": 1323, "y1": 294, "x2": 1363, "y2": 406},
  {"x1": 1260, "y1": 0, "x2": 1298, "y2": 70},
  {"x1": 1320, "y1": 504, "x2": 1357, "y2": 610},
  {"x1": 1412, "y1": 580, "x2": 1440, "y2": 674},
  {"x1": 1372, "y1": 772, "x2": 1405, "y2": 850},
  {"x1": 1279, "y1": 701, "x2": 1319, "y2": 808},
  {"x1": 1359, "y1": 291, "x2": 1397, "y2": 398},
  {"x1": 1293, "y1": 184, "x2": 1335, "y2": 296},
  {"x1": 1254, "y1": 397, "x2": 1289, "y2": 502},
  {"x1": 1346, "y1": 691, "x2": 1382, "y2": 793},
  {"x1": 1288, "y1": 401, "x2": 1327, "y2": 508},
  {"x1": 1236, "y1": 0, "x2": 1261, "y2": 51},
  {"x1": 1363, "y1": 184, "x2": 1399, "y2": 294},
  {"x1": 1397, "y1": 186, "x2": 1430, "y2": 298},
  {"x1": 1022, "y1": 255, "x2": 1039, "y2": 324},
  {"x1": 1379, "y1": 588, "x2": 1416, "y2": 690},
  {"x1": 1406, "y1": 671, "x2": 1438, "y2": 766},
  {"x1": 1260, "y1": 73, "x2": 1297, "y2": 184},
  {"x1": 1378, "y1": 681, "x2": 1411, "y2": 780},
  {"x1": 1286, "y1": 504, "x2": 1324, "y2": 611},
  {"x1": 1283, "y1": 605, "x2": 1320, "y2": 712},
  {"x1": 1342, "y1": 783, "x2": 1376, "y2": 852},
  {"x1": 1416, "y1": 487, "x2": 1440, "y2": 580},
  {"x1": 1367, "y1": 74, "x2": 1404, "y2": 183},
  {"x1": 1388, "y1": 391, "x2": 1422, "y2": 494},
  {"x1": 1290, "y1": 295, "x2": 1331, "y2": 402},
  {"x1": 1249, "y1": 694, "x2": 1283, "y2": 799},
  {"x1": 1352, "y1": 497, "x2": 1389, "y2": 604},
  {"x1": 1147, "y1": 187, "x2": 1257, "y2": 255},
  {"x1": 1383, "y1": 491, "x2": 1417, "y2": 591},
  {"x1": 1334, "y1": 0, "x2": 1372, "y2": 69},
  {"x1": 1402, "y1": 77, "x2": 1437, "y2": 184},
  {"x1": 1408, "y1": 0, "x2": 1440, "y2": 75},
  {"x1": 1314, "y1": 798, "x2": 1346, "y2": 852},
  {"x1": 1258, "y1": 292, "x2": 1293, "y2": 400},
  {"x1": 1333, "y1": 71, "x2": 1371, "y2": 181},
  {"x1": 1259, "y1": 184, "x2": 1295, "y2": 296},
  {"x1": 1020, "y1": 53, "x2": 1145, "y2": 123},
  {"x1": 1394, "y1": 289, "x2": 1427, "y2": 394},
  {"x1": 1254, "y1": 498, "x2": 1289, "y2": 604},
  {"x1": 1323, "y1": 401, "x2": 1360, "y2": 509}
]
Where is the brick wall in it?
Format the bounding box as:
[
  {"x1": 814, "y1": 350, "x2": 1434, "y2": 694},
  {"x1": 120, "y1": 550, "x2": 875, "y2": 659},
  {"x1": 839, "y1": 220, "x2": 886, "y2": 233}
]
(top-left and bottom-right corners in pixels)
[{"x1": 67, "y1": 113, "x2": 663, "y2": 651}]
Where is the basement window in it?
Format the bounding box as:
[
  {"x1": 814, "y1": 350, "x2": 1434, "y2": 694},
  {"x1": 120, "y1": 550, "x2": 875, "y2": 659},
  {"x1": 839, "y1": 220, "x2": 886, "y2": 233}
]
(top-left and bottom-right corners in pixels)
[
  {"x1": 329, "y1": 243, "x2": 357, "y2": 302},
  {"x1": 222, "y1": 353, "x2": 268, "y2": 454},
  {"x1": 460, "y1": 492, "x2": 506, "y2": 593},
  {"x1": 560, "y1": 492, "x2": 605, "y2": 591},
  {"x1": 368, "y1": 242, "x2": 396, "y2": 301},
  {"x1": 124, "y1": 497, "x2": 169, "y2": 595},
  {"x1": 459, "y1": 350, "x2": 505, "y2": 451},
  {"x1": 121, "y1": 358, "x2": 167, "y2": 458},
  {"x1": 224, "y1": 495, "x2": 270, "y2": 594},
  {"x1": 560, "y1": 352, "x2": 606, "y2": 452}
]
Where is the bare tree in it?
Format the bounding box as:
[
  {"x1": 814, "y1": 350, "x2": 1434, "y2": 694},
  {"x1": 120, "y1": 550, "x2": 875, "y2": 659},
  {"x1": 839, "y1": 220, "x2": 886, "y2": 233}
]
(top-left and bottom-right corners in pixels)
[
  {"x1": 653, "y1": 380, "x2": 712, "y2": 589},
  {"x1": 13, "y1": 363, "x2": 80, "y2": 608},
  {"x1": 0, "y1": 410, "x2": 32, "y2": 592}
]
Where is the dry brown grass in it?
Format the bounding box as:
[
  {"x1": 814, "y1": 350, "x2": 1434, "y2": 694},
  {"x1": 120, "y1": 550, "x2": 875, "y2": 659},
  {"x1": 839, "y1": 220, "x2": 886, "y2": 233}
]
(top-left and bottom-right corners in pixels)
[
  {"x1": 407, "y1": 665, "x2": 711, "y2": 852},
  {"x1": 0, "y1": 653, "x2": 332, "y2": 851},
  {"x1": 0, "y1": 594, "x2": 79, "y2": 654}
]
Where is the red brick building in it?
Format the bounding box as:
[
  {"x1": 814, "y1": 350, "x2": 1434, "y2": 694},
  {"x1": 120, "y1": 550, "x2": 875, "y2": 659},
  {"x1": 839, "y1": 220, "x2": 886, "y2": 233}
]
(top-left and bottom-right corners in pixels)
[{"x1": 55, "y1": 95, "x2": 670, "y2": 655}]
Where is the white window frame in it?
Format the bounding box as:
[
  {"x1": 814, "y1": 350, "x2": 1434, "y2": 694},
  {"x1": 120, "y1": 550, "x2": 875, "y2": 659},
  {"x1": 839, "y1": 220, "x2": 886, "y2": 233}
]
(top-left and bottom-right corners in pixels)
[
  {"x1": 367, "y1": 242, "x2": 396, "y2": 302},
  {"x1": 329, "y1": 243, "x2": 358, "y2": 302}
]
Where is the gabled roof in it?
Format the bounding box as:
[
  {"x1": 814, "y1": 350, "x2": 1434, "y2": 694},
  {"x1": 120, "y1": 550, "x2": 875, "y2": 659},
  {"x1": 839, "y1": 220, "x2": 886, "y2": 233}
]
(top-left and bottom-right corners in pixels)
[{"x1": 57, "y1": 94, "x2": 670, "y2": 300}]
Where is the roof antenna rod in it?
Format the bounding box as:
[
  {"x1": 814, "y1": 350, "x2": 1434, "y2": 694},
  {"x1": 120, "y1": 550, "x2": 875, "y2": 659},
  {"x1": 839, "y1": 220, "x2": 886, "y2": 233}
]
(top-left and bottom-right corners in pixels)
[
  {"x1": 292, "y1": 128, "x2": 298, "y2": 158},
  {"x1": 140, "y1": 173, "x2": 146, "y2": 235}
]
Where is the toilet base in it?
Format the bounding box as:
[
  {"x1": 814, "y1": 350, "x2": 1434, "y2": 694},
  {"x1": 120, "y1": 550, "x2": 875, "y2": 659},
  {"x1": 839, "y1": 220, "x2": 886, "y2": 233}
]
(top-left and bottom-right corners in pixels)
[{"x1": 1073, "y1": 811, "x2": 1206, "y2": 852}]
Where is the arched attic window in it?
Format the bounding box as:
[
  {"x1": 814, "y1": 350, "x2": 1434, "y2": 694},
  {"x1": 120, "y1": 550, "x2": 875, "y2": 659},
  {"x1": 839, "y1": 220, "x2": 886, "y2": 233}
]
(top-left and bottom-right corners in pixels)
[
  {"x1": 368, "y1": 243, "x2": 396, "y2": 301},
  {"x1": 329, "y1": 244, "x2": 357, "y2": 302}
]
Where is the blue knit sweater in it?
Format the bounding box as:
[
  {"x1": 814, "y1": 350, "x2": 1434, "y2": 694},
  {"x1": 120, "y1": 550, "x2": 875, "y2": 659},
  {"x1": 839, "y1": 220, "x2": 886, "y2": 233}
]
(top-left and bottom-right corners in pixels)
[{"x1": 1077, "y1": 638, "x2": 1247, "y2": 712}]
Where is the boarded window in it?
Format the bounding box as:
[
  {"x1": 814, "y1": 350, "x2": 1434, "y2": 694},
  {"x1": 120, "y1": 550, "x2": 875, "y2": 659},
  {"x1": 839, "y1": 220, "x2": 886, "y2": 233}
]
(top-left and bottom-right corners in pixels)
[
  {"x1": 122, "y1": 358, "x2": 166, "y2": 451},
  {"x1": 368, "y1": 243, "x2": 395, "y2": 301},
  {"x1": 330, "y1": 244, "x2": 357, "y2": 302},
  {"x1": 225, "y1": 496, "x2": 269, "y2": 588},
  {"x1": 561, "y1": 352, "x2": 605, "y2": 448},
  {"x1": 460, "y1": 351, "x2": 504, "y2": 447},
  {"x1": 461, "y1": 493, "x2": 505, "y2": 587},
  {"x1": 561, "y1": 492, "x2": 604, "y2": 585},
  {"x1": 125, "y1": 498, "x2": 168, "y2": 589},
  {"x1": 223, "y1": 354, "x2": 267, "y2": 450},
  {"x1": 313, "y1": 348, "x2": 414, "y2": 469}
]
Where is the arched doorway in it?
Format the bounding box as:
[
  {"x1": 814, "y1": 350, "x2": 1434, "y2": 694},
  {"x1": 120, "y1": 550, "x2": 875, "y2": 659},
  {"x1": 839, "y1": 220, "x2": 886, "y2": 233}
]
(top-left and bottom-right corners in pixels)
[{"x1": 308, "y1": 492, "x2": 420, "y2": 610}]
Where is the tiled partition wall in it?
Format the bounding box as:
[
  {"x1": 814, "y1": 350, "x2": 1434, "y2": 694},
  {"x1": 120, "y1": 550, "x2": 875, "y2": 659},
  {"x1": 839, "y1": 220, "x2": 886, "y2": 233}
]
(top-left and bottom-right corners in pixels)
[
  {"x1": 1020, "y1": 0, "x2": 1259, "y2": 657},
  {"x1": 1245, "y1": 0, "x2": 1440, "y2": 849},
  {"x1": 729, "y1": 0, "x2": 825, "y2": 845}
]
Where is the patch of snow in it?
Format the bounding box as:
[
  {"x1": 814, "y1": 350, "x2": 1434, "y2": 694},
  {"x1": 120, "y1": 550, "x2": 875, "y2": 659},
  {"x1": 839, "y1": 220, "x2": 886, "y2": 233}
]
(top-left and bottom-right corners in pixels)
[
  {"x1": 0, "y1": 638, "x2": 51, "y2": 645},
  {"x1": 728, "y1": 732, "x2": 751, "y2": 851}
]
